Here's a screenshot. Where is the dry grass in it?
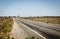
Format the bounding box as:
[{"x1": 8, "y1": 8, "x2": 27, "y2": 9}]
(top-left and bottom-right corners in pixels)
[
  {"x1": 22, "y1": 17, "x2": 60, "y2": 25},
  {"x1": 0, "y1": 17, "x2": 13, "y2": 39}
]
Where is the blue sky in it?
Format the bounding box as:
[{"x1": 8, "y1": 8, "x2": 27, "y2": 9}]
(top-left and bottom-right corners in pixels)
[{"x1": 0, "y1": 0, "x2": 60, "y2": 16}]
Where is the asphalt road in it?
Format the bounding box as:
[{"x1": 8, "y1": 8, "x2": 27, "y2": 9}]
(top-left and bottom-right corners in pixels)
[
  {"x1": 15, "y1": 18, "x2": 60, "y2": 39},
  {"x1": 13, "y1": 18, "x2": 45, "y2": 39}
]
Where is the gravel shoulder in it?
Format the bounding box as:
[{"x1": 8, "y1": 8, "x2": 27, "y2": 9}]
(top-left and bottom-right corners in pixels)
[{"x1": 10, "y1": 19, "x2": 28, "y2": 39}]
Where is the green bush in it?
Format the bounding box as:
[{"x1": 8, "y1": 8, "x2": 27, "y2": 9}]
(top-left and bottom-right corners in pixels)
[{"x1": 25, "y1": 36, "x2": 35, "y2": 39}]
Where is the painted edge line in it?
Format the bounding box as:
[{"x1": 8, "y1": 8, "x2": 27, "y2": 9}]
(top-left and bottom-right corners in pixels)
[{"x1": 19, "y1": 21, "x2": 47, "y2": 39}]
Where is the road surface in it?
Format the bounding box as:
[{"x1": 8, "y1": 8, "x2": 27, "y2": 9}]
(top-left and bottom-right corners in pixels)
[
  {"x1": 10, "y1": 18, "x2": 44, "y2": 39},
  {"x1": 14, "y1": 18, "x2": 60, "y2": 39}
]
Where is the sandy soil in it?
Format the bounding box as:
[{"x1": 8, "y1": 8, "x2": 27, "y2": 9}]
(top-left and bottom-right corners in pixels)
[{"x1": 10, "y1": 20, "x2": 28, "y2": 39}]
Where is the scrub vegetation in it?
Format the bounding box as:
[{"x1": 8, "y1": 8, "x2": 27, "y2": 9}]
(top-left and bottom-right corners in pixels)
[
  {"x1": 25, "y1": 36, "x2": 35, "y2": 39},
  {"x1": 0, "y1": 17, "x2": 13, "y2": 39},
  {"x1": 20, "y1": 16, "x2": 60, "y2": 25}
]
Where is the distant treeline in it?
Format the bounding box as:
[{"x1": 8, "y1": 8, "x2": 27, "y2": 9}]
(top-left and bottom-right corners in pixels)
[
  {"x1": 0, "y1": 16, "x2": 60, "y2": 18},
  {"x1": 32, "y1": 16, "x2": 60, "y2": 18},
  {"x1": 0, "y1": 16, "x2": 17, "y2": 18},
  {"x1": 20, "y1": 16, "x2": 60, "y2": 18}
]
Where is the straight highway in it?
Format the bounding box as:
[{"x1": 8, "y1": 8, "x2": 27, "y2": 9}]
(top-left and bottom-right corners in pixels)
[{"x1": 14, "y1": 18, "x2": 60, "y2": 39}]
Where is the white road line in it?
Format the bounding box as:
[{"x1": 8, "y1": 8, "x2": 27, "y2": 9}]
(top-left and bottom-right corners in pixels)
[
  {"x1": 14, "y1": 18, "x2": 47, "y2": 39},
  {"x1": 20, "y1": 21, "x2": 47, "y2": 39}
]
